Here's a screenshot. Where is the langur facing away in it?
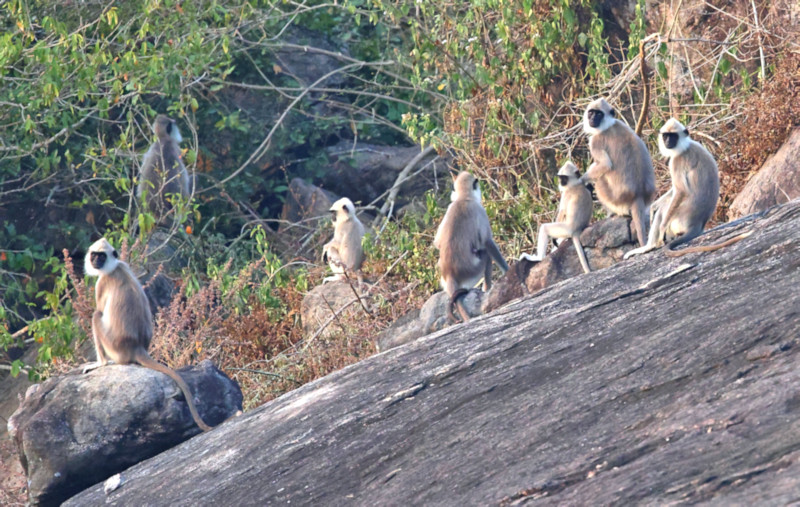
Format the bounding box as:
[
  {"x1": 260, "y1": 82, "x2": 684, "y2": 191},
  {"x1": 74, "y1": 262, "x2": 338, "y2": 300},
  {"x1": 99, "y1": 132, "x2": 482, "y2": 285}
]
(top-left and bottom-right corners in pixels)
[
  {"x1": 322, "y1": 197, "x2": 365, "y2": 283},
  {"x1": 435, "y1": 171, "x2": 509, "y2": 323},
  {"x1": 138, "y1": 114, "x2": 191, "y2": 220}
]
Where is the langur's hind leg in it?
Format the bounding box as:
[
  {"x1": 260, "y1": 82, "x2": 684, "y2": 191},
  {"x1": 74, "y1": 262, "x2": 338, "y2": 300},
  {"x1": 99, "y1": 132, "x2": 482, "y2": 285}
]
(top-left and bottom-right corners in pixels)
[{"x1": 83, "y1": 311, "x2": 111, "y2": 373}]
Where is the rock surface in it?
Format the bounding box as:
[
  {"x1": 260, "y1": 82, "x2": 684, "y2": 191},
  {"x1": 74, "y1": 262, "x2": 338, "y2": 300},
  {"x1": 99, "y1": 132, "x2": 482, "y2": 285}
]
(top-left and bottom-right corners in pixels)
[
  {"x1": 9, "y1": 360, "x2": 242, "y2": 507},
  {"x1": 272, "y1": 26, "x2": 351, "y2": 88},
  {"x1": 729, "y1": 127, "x2": 800, "y2": 219},
  {"x1": 0, "y1": 348, "x2": 35, "y2": 438},
  {"x1": 484, "y1": 215, "x2": 634, "y2": 313},
  {"x1": 141, "y1": 272, "x2": 177, "y2": 314},
  {"x1": 67, "y1": 200, "x2": 799, "y2": 505},
  {"x1": 375, "y1": 215, "x2": 633, "y2": 352}
]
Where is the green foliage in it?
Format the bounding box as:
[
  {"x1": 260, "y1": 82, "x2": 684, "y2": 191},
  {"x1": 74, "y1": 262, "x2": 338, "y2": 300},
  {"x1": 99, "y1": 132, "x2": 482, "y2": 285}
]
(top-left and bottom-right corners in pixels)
[
  {"x1": 0, "y1": 223, "x2": 55, "y2": 328},
  {"x1": 202, "y1": 225, "x2": 305, "y2": 316},
  {"x1": 1, "y1": 253, "x2": 86, "y2": 379},
  {"x1": 364, "y1": 191, "x2": 443, "y2": 290},
  {"x1": 0, "y1": 0, "x2": 417, "y2": 338},
  {"x1": 627, "y1": 0, "x2": 647, "y2": 60},
  {"x1": 355, "y1": 0, "x2": 610, "y2": 158}
]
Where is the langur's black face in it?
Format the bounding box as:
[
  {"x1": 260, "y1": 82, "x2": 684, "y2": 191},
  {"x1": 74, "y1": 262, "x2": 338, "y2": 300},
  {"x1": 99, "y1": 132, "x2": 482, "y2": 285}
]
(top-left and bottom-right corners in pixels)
[
  {"x1": 558, "y1": 175, "x2": 569, "y2": 186},
  {"x1": 662, "y1": 132, "x2": 680, "y2": 149},
  {"x1": 587, "y1": 108, "x2": 613, "y2": 128},
  {"x1": 90, "y1": 251, "x2": 106, "y2": 269},
  {"x1": 90, "y1": 249, "x2": 117, "y2": 269}
]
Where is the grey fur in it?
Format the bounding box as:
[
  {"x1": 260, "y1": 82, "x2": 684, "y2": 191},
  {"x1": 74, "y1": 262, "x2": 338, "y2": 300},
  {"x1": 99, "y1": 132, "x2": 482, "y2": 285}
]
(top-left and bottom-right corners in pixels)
[
  {"x1": 624, "y1": 118, "x2": 723, "y2": 259},
  {"x1": 435, "y1": 172, "x2": 508, "y2": 322},
  {"x1": 581, "y1": 98, "x2": 656, "y2": 247},
  {"x1": 84, "y1": 238, "x2": 212, "y2": 431},
  {"x1": 323, "y1": 198, "x2": 365, "y2": 281},
  {"x1": 138, "y1": 115, "x2": 191, "y2": 218},
  {"x1": 521, "y1": 162, "x2": 593, "y2": 273}
]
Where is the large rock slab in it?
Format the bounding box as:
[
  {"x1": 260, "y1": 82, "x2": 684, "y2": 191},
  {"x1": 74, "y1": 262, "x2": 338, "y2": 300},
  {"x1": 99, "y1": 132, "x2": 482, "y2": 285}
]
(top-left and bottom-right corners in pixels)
[
  {"x1": 68, "y1": 200, "x2": 800, "y2": 505},
  {"x1": 729, "y1": 127, "x2": 800, "y2": 219},
  {"x1": 301, "y1": 280, "x2": 367, "y2": 338},
  {"x1": 8, "y1": 360, "x2": 242, "y2": 507}
]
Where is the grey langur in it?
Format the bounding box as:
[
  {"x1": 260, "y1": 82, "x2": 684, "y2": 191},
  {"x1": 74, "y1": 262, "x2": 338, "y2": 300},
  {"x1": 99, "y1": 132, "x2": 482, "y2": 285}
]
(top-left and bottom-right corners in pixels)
[
  {"x1": 520, "y1": 162, "x2": 593, "y2": 273},
  {"x1": 83, "y1": 238, "x2": 212, "y2": 431},
  {"x1": 580, "y1": 97, "x2": 656, "y2": 247},
  {"x1": 322, "y1": 197, "x2": 365, "y2": 282},
  {"x1": 138, "y1": 114, "x2": 191, "y2": 219},
  {"x1": 434, "y1": 171, "x2": 509, "y2": 323},
  {"x1": 624, "y1": 118, "x2": 751, "y2": 258}
]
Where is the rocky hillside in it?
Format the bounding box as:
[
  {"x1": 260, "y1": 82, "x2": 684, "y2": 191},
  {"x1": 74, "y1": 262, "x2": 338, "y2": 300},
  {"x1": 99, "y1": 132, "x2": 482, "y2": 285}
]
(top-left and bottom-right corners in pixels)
[{"x1": 68, "y1": 199, "x2": 800, "y2": 505}]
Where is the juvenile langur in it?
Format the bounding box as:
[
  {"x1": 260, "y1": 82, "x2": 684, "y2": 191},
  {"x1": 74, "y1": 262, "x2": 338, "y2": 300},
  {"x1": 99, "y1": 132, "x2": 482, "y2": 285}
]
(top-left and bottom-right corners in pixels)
[
  {"x1": 138, "y1": 115, "x2": 191, "y2": 218},
  {"x1": 580, "y1": 98, "x2": 656, "y2": 247},
  {"x1": 435, "y1": 171, "x2": 509, "y2": 323},
  {"x1": 520, "y1": 162, "x2": 593, "y2": 273},
  {"x1": 322, "y1": 197, "x2": 365, "y2": 283},
  {"x1": 83, "y1": 238, "x2": 212, "y2": 432},
  {"x1": 624, "y1": 118, "x2": 752, "y2": 259}
]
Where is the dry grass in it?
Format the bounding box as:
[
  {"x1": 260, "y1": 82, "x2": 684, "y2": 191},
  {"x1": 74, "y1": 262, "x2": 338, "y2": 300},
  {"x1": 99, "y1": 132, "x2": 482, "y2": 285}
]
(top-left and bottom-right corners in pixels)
[
  {"x1": 141, "y1": 252, "x2": 428, "y2": 410},
  {"x1": 61, "y1": 248, "x2": 94, "y2": 337},
  {"x1": 716, "y1": 52, "x2": 800, "y2": 220},
  {"x1": 0, "y1": 436, "x2": 26, "y2": 506}
]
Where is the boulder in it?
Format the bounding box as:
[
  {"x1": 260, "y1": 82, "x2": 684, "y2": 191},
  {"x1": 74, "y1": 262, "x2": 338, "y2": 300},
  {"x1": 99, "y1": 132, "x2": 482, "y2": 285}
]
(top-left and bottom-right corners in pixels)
[
  {"x1": 7, "y1": 360, "x2": 241, "y2": 507},
  {"x1": 483, "y1": 216, "x2": 634, "y2": 313},
  {"x1": 376, "y1": 289, "x2": 484, "y2": 352},
  {"x1": 395, "y1": 197, "x2": 430, "y2": 224},
  {"x1": 301, "y1": 280, "x2": 367, "y2": 338},
  {"x1": 729, "y1": 128, "x2": 800, "y2": 219},
  {"x1": 374, "y1": 309, "x2": 421, "y2": 352},
  {"x1": 320, "y1": 141, "x2": 444, "y2": 207},
  {"x1": 279, "y1": 177, "x2": 338, "y2": 228},
  {"x1": 141, "y1": 272, "x2": 176, "y2": 315},
  {"x1": 272, "y1": 26, "x2": 351, "y2": 88},
  {"x1": 137, "y1": 230, "x2": 185, "y2": 313},
  {"x1": 66, "y1": 200, "x2": 800, "y2": 506}
]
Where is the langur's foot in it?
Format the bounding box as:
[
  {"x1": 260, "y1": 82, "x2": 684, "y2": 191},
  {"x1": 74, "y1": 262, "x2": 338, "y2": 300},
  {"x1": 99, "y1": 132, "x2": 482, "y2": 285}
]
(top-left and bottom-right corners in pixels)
[{"x1": 518, "y1": 253, "x2": 541, "y2": 263}]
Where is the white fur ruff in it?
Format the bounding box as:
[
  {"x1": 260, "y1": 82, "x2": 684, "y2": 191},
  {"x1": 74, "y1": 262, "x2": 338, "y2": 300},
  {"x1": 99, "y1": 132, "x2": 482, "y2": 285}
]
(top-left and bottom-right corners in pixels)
[
  {"x1": 451, "y1": 187, "x2": 482, "y2": 203},
  {"x1": 84, "y1": 238, "x2": 119, "y2": 277},
  {"x1": 171, "y1": 126, "x2": 183, "y2": 144}
]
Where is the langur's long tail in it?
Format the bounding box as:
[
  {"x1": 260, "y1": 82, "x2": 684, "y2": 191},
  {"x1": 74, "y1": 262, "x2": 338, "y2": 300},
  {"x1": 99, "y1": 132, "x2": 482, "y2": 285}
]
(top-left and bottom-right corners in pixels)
[
  {"x1": 136, "y1": 351, "x2": 213, "y2": 431},
  {"x1": 665, "y1": 230, "x2": 753, "y2": 258},
  {"x1": 447, "y1": 288, "x2": 471, "y2": 323}
]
